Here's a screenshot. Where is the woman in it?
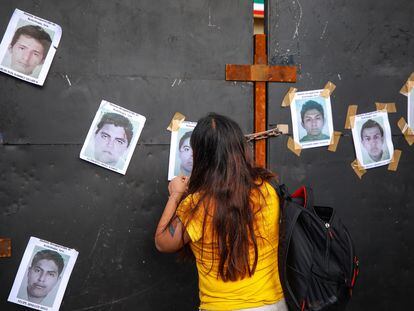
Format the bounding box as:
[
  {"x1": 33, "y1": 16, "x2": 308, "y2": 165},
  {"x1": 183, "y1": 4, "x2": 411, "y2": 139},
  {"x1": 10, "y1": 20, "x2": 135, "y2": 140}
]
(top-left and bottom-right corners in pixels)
[{"x1": 155, "y1": 113, "x2": 286, "y2": 311}]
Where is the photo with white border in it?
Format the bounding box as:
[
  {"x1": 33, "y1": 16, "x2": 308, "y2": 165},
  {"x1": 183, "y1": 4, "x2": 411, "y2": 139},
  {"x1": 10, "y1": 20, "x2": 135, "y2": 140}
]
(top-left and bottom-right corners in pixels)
[
  {"x1": 8, "y1": 237, "x2": 78, "y2": 311},
  {"x1": 80, "y1": 100, "x2": 146, "y2": 175},
  {"x1": 351, "y1": 110, "x2": 394, "y2": 170},
  {"x1": 408, "y1": 87, "x2": 414, "y2": 130},
  {"x1": 290, "y1": 89, "x2": 334, "y2": 149},
  {"x1": 0, "y1": 8, "x2": 62, "y2": 86},
  {"x1": 168, "y1": 121, "x2": 197, "y2": 180}
]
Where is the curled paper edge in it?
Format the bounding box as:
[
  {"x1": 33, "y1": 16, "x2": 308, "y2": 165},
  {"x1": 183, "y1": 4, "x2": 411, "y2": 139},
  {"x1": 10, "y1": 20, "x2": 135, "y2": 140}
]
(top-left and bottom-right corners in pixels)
[
  {"x1": 399, "y1": 72, "x2": 414, "y2": 96},
  {"x1": 287, "y1": 137, "x2": 302, "y2": 156},
  {"x1": 345, "y1": 105, "x2": 358, "y2": 129},
  {"x1": 388, "y1": 149, "x2": 402, "y2": 172},
  {"x1": 397, "y1": 117, "x2": 414, "y2": 146},
  {"x1": 328, "y1": 131, "x2": 342, "y2": 152},
  {"x1": 351, "y1": 159, "x2": 366, "y2": 179},
  {"x1": 320, "y1": 81, "x2": 336, "y2": 98},
  {"x1": 282, "y1": 87, "x2": 297, "y2": 107},
  {"x1": 167, "y1": 112, "x2": 186, "y2": 132},
  {"x1": 375, "y1": 102, "x2": 397, "y2": 113}
]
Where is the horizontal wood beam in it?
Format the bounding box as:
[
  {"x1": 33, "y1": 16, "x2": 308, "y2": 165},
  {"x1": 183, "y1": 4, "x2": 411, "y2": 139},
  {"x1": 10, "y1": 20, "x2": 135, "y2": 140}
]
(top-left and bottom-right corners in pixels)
[{"x1": 226, "y1": 64, "x2": 297, "y2": 82}]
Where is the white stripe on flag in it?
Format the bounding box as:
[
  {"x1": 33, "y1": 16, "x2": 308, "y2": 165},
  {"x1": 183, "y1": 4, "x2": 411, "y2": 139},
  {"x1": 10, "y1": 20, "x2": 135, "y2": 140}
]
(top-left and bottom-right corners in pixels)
[{"x1": 254, "y1": 3, "x2": 264, "y2": 11}]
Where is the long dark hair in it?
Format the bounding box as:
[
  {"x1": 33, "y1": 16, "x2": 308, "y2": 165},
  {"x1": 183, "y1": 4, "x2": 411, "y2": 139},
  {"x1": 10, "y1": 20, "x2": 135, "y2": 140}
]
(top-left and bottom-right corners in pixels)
[{"x1": 183, "y1": 113, "x2": 275, "y2": 281}]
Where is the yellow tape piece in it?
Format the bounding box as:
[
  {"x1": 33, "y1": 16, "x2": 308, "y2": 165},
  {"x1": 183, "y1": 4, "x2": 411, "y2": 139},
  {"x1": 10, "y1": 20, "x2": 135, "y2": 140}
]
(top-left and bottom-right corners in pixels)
[
  {"x1": 345, "y1": 105, "x2": 358, "y2": 129},
  {"x1": 282, "y1": 87, "x2": 297, "y2": 107},
  {"x1": 287, "y1": 137, "x2": 302, "y2": 156},
  {"x1": 375, "y1": 102, "x2": 397, "y2": 113},
  {"x1": 399, "y1": 72, "x2": 414, "y2": 96},
  {"x1": 351, "y1": 159, "x2": 366, "y2": 179},
  {"x1": 328, "y1": 131, "x2": 342, "y2": 152},
  {"x1": 397, "y1": 117, "x2": 414, "y2": 146},
  {"x1": 388, "y1": 149, "x2": 402, "y2": 172},
  {"x1": 277, "y1": 124, "x2": 289, "y2": 134},
  {"x1": 320, "y1": 81, "x2": 336, "y2": 98},
  {"x1": 167, "y1": 112, "x2": 186, "y2": 132}
]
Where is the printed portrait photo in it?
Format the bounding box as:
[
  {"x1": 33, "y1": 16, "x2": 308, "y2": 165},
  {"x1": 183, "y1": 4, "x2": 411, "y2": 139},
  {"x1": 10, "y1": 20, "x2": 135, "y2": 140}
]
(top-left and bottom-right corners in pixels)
[
  {"x1": 351, "y1": 111, "x2": 394, "y2": 169},
  {"x1": 290, "y1": 89, "x2": 334, "y2": 149},
  {"x1": 0, "y1": 9, "x2": 62, "y2": 85},
  {"x1": 408, "y1": 87, "x2": 414, "y2": 130},
  {"x1": 80, "y1": 100, "x2": 146, "y2": 175},
  {"x1": 16, "y1": 247, "x2": 68, "y2": 307},
  {"x1": 168, "y1": 121, "x2": 197, "y2": 180},
  {"x1": 8, "y1": 237, "x2": 78, "y2": 311}
]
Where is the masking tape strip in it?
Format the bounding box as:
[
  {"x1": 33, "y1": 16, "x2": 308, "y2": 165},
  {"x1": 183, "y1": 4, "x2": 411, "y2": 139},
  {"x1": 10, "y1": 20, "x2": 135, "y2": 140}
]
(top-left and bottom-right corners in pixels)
[
  {"x1": 282, "y1": 87, "x2": 297, "y2": 107},
  {"x1": 167, "y1": 112, "x2": 186, "y2": 131},
  {"x1": 388, "y1": 149, "x2": 402, "y2": 172},
  {"x1": 328, "y1": 131, "x2": 342, "y2": 152},
  {"x1": 397, "y1": 117, "x2": 414, "y2": 146},
  {"x1": 287, "y1": 137, "x2": 302, "y2": 156},
  {"x1": 351, "y1": 159, "x2": 366, "y2": 179},
  {"x1": 277, "y1": 124, "x2": 289, "y2": 134},
  {"x1": 345, "y1": 105, "x2": 358, "y2": 129},
  {"x1": 0, "y1": 238, "x2": 11, "y2": 258},
  {"x1": 375, "y1": 102, "x2": 397, "y2": 113},
  {"x1": 399, "y1": 72, "x2": 414, "y2": 96},
  {"x1": 320, "y1": 81, "x2": 336, "y2": 98}
]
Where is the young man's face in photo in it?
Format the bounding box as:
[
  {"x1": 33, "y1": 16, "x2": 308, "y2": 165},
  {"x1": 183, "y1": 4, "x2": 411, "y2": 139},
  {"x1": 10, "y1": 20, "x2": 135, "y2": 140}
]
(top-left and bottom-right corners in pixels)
[
  {"x1": 27, "y1": 259, "x2": 60, "y2": 301},
  {"x1": 179, "y1": 137, "x2": 193, "y2": 175},
  {"x1": 301, "y1": 108, "x2": 324, "y2": 136},
  {"x1": 9, "y1": 34, "x2": 45, "y2": 75},
  {"x1": 94, "y1": 123, "x2": 129, "y2": 165},
  {"x1": 361, "y1": 126, "x2": 384, "y2": 161}
]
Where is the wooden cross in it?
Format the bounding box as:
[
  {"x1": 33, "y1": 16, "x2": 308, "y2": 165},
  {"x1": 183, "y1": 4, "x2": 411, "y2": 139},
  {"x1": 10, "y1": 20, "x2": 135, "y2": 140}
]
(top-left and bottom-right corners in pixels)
[{"x1": 226, "y1": 34, "x2": 296, "y2": 167}]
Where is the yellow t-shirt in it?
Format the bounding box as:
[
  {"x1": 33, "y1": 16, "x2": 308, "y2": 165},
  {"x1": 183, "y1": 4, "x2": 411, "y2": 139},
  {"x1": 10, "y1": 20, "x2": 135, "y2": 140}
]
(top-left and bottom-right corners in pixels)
[{"x1": 176, "y1": 181, "x2": 284, "y2": 310}]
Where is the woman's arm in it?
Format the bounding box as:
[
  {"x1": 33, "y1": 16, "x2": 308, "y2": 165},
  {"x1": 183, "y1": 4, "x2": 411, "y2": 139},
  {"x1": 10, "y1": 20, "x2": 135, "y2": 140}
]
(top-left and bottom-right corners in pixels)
[{"x1": 155, "y1": 176, "x2": 190, "y2": 252}]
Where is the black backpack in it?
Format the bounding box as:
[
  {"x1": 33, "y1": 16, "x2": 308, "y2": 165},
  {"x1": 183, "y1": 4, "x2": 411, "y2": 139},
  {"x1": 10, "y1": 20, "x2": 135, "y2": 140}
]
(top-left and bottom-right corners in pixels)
[{"x1": 274, "y1": 184, "x2": 359, "y2": 311}]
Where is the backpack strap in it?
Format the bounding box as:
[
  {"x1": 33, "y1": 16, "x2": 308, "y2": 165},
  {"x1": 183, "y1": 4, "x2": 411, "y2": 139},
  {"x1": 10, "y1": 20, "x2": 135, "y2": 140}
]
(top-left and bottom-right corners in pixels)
[
  {"x1": 291, "y1": 186, "x2": 315, "y2": 212},
  {"x1": 269, "y1": 180, "x2": 290, "y2": 202}
]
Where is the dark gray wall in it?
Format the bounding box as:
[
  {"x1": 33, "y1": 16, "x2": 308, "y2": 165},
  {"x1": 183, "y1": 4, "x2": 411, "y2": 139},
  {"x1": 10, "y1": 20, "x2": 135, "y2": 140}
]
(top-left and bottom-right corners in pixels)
[
  {"x1": 268, "y1": 1, "x2": 414, "y2": 310},
  {"x1": 0, "y1": 1, "x2": 253, "y2": 310}
]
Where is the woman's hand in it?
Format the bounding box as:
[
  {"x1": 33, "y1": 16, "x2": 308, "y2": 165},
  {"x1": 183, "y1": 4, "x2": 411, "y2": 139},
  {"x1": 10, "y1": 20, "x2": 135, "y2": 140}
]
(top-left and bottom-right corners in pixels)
[{"x1": 168, "y1": 176, "x2": 189, "y2": 202}]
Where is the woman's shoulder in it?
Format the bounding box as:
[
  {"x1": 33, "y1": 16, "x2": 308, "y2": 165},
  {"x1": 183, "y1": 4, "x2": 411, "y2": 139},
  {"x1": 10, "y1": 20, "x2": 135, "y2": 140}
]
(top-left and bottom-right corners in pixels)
[
  {"x1": 252, "y1": 179, "x2": 279, "y2": 202},
  {"x1": 177, "y1": 192, "x2": 205, "y2": 215}
]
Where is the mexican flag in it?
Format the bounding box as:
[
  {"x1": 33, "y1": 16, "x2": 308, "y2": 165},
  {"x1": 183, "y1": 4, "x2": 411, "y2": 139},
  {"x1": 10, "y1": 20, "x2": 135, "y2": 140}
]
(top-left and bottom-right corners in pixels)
[{"x1": 254, "y1": 0, "x2": 264, "y2": 18}]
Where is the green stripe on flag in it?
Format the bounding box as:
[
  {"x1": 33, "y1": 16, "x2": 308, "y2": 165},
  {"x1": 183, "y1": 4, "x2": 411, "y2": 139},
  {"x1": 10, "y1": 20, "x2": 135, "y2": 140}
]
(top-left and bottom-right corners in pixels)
[{"x1": 254, "y1": 0, "x2": 264, "y2": 4}]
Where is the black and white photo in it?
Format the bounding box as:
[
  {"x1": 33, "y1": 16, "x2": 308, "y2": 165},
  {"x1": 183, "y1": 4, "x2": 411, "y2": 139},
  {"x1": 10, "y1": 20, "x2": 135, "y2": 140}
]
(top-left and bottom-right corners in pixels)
[
  {"x1": 80, "y1": 100, "x2": 146, "y2": 175},
  {"x1": 290, "y1": 89, "x2": 334, "y2": 149},
  {"x1": 0, "y1": 9, "x2": 62, "y2": 85},
  {"x1": 351, "y1": 111, "x2": 394, "y2": 169},
  {"x1": 8, "y1": 237, "x2": 78, "y2": 311},
  {"x1": 168, "y1": 121, "x2": 196, "y2": 180}
]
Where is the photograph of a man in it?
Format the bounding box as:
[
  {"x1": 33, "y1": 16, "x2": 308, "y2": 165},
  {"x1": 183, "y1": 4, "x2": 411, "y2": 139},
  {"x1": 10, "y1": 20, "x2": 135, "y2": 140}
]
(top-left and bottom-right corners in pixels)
[
  {"x1": 360, "y1": 119, "x2": 390, "y2": 164},
  {"x1": 5, "y1": 25, "x2": 51, "y2": 77},
  {"x1": 0, "y1": 9, "x2": 62, "y2": 85},
  {"x1": 299, "y1": 100, "x2": 330, "y2": 142},
  {"x1": 352, "y1": 111, "x2": 393, "y2": 169},
  {"x1": 176, "y1": 131, "x2": 193, "y2": 176},
  {"x1": 290, "y1": 89, "x2": 334, "y2": 149},
  {"x1": 168, "y1": 121, "x2": 196, "y2": 180},
  {"x1": 17, "y1": 249, "x2": 64, "y2": 307},
  {"x1": 80, "y1": 100, "x2": 146, "y2": 175},
  {"x1": 93, "y1": 112, "x2": 134, "y2": 167},
  {"x1": 8, "y1": 237, "x2": 79, "y2": 311}
]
